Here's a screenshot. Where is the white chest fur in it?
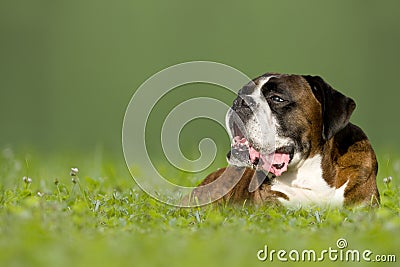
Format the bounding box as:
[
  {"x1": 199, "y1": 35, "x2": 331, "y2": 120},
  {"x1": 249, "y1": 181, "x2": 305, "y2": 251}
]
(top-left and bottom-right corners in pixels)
[{"x1": 270, "y1": 155, "x2": 348, "y2": 207}]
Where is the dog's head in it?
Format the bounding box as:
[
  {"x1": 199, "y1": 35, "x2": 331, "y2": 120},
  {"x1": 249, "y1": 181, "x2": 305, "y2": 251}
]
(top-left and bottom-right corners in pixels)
[{"x1": 226, "y1": 73, "x2": 356, "y2": 176}]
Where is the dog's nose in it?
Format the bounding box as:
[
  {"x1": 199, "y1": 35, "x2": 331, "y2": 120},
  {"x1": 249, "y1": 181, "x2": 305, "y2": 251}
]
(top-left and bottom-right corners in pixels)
[
  {"x1": 233, "y1": 95, "x2": 255, "y2": 109},
  {"x1": 233, "y1": 96, "x2": 248, "y2": 108}
]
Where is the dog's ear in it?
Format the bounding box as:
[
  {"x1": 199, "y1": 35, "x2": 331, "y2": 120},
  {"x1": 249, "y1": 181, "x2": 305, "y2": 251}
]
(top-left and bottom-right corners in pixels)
[{"x1": 303, "y1": 75, "x2": 356, "y2": 141}]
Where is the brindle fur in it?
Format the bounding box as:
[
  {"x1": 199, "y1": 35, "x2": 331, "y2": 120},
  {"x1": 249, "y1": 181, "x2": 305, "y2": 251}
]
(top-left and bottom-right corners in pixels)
[{"x1": 191, "y1": 74, "x2": 379, "y2": 206}]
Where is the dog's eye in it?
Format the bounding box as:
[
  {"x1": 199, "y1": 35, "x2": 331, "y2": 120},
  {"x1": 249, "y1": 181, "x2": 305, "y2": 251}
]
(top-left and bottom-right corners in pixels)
[{"x1": 270, "y1": 95, "x2": 285, "y2": 103}]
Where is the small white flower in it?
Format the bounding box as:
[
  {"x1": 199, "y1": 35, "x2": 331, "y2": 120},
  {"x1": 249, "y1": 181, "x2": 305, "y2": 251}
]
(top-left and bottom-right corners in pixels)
[
  {"x1": 383, "y1": 176, "x2": 393, "y2": 184},
  {"x1": 37, "y1": 192, "x2": 45, "y2": 197},
  {"x1": 70, "y1": 167, "x2": 79, "y2": 176},
  {"x1": 23, "y1": 176, "x2": 32, "y2": 184}
]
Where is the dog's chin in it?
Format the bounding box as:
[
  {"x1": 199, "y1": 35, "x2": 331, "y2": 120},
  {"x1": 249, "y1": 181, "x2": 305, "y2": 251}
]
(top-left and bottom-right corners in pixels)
[{"x1": 228, "y1": 136, "x2": 294, "y2": 177}]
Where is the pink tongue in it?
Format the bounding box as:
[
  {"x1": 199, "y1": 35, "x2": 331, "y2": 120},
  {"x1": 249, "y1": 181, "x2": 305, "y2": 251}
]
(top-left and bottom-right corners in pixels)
[
  {"x1": 233, "y1": 136, "x2": 290, "y2": 176},
  {"x1": 250, "y1": 147, "x2": 290, "y2": 176},
  {"x1": 249, "y1": 146, "x2": 260, "y2": 163},
  {"x1": 265, "y1": 153, "x2": 290, "y2": 176}
]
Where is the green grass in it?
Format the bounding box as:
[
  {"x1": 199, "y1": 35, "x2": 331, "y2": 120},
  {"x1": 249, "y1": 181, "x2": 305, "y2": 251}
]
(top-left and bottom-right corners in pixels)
[{"x1": 0, "y1": 150, "x2": 399, "y2": 267}]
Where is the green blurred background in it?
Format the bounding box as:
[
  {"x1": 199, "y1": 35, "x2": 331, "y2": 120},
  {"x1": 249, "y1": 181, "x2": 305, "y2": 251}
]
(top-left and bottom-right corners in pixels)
[{"x1": 1, "y1": 0, "x2": 399, "y2": 161}]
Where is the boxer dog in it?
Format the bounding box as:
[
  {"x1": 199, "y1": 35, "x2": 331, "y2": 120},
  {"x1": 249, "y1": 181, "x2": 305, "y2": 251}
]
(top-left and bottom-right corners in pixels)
[{"x1": 191, "y1": 73, "x2": 379, "y2": 207}]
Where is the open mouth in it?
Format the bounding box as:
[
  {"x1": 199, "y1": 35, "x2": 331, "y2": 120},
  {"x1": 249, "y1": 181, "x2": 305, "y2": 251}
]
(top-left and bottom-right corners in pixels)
[{"x1": 230, "y1": 124, "x2": 294, "y2": 177}]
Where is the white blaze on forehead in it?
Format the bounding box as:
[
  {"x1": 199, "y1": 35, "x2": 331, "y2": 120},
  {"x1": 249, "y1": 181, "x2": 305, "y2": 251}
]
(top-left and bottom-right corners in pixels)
[
  {"x1": 226, "y1": 74, "x2": 279, "y2": 163},
  {"x1": 250, "y1": 75, "x2": 277, "y2": 96},
  {"x1": 243, "y1": 75, "x2": 277, "y2": 154}
]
